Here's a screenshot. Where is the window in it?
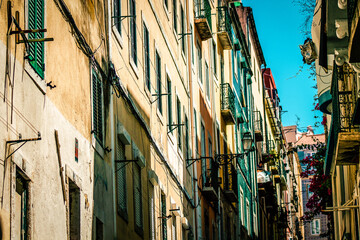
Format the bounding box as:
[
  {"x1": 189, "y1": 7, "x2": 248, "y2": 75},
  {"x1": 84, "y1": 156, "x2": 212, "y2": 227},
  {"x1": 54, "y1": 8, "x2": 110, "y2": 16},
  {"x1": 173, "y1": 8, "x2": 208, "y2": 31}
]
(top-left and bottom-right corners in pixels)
[
  {"x1": 216, "y1": 126, "x2": 220, "y2": 154},
  {"x1": 220, "y1": 54, "x2": 224, "y2": 84},
  {"x1": 15, "y1": 170, "x2": 29, "y2": 239},
  {"x1": 208, "y1": 135, "x2": 212, "y2": 159},
  {"x1": 156, "y1": 51, "x2": 162, "y2": 114},
  {"x1": 96, "y1": 217, "x2": 104, "y2": 240},
  {"x1": 177, "y1": 97, "x2": 182, "y2": 150},
  {"x1": 69, "y1": 179, "x2": 81, "y2": 240},
  {"x1": 130, "y1": 0, "x2": 137, "y2": 64},
  {"x1": 184, "y1": 115, "x2": 189, "y2": 159},
  {"x1": 197, "y1": 42, "x2": 202, "y2": 83},
  {"x1": 194, "y1": 111, "x2": 198, "y2": 157},
  {"x1": 133, "y1": 164, "x2": 143, "y2": 235},
  {"x1": 28, "y1": 0, "x2": 45, "y2": 78},
  {"x1": 172, "y1": 214, "x2": 177, "y2": 240},
  {"x1": 161, "y1": 192, "x2": 167, "y2": 240},
  {"x1": 246, "y1": 200, "x2": 250, "y2": 232},
  {"x1": 92, "y1": 71, "x2": 104, "y2": 143},
  {"x1": 144, "y1": 24, "x2": 150, "y2": 91},
  {"x1": 167, "y1": 78, "x2": 172, "y2": 132},
  {"x1": 212, "y1": 41, "x2": 217, "y2": 75},
  {"x1": 116, "y1": 139, "x2": 127, "y2": 219},
  {"x1": 240, "y1": 188, "x2": 244, "y2": 223},
  {"x1": 173, "y1": 0, "x2": 177, "y2": 32},
  {"x1": 149, "y1": 184, "x2": 156, "y2": 240},
  {"x1": 190, "y1": 25, "x2": 194, "y2": 65},
  {"x1": 164, "y1": 0, "x2": 168, "y2": 10},
  {"x1": 205, "y1": 62, "x2": 210, "y2": 100},
  {"x1": 114, "y1": 0, "x2": 121, "y2": 34},
  {"x1": 201, "y1": 122, "x2": 206, "y2": 182},
  {"x1": 311, "y1": 219, "x2": 320, "y2": 235},
  {"x1": 180, "y1": 5, "x2": 185, "y2": 54}
]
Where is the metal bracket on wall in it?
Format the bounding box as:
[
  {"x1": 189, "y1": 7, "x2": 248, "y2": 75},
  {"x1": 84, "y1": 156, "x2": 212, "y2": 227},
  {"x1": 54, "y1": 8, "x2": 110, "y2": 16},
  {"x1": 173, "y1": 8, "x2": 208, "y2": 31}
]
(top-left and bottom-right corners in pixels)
[
  {"x1": 167, "y1": 123, "x2": 184, "y2": 134},
  {"x1": 114, "y1": 159, "x2": 138, "y2": 172},
  {"x1": 178, "y1": 32, "x2": 192, "y2": 40},
  {"x1": 186, "y1": 156, "x2": 213, "y2": 168},
  {"x1": 5, "y1": 132, "x2": 41, "y2": 160},
  {"x1": 112, "y1": 15, "x2": 136, "y2": 27},
  {"x1": 151, "y1": 93, "x2": 170, "y2": 104},
  {"x1": 215, "y1": 152, "x2": 248, "y2": 165}
]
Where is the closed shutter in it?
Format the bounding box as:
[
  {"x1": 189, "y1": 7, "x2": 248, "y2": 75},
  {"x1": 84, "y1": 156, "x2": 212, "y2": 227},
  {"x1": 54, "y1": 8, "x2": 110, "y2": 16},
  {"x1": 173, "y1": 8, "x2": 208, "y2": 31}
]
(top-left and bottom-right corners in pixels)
[
  {"x1": 28, "y1": 0, "x2": 45, "y2": 78},
  {"x1": 130, "y1": 0, "x2": 137, "y2": 63},
  {"x1": 144, "y1": 25, "x2": 150, "y2": 90},
  {"x1": 161, "y1": 193, "x2": 167, "y2": 240},
  {"x1": 116, "y1": 140, "x2": 127, "y2": 218},
  {"x1": 114, "y1": 0, "x2": 121, "y2": 33},
  {"x1": 92, "y1": 71, "x2": 103, "y2": 143},
  {"x1": 133, "y1": 164, "x2": 143, "y2": 232}
]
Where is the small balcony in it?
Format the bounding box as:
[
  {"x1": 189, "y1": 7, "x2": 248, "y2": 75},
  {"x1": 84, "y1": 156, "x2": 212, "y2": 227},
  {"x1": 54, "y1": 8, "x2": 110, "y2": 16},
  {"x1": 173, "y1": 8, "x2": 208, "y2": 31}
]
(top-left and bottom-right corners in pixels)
[
  {"x1": 327, "y1": 64, "x2": 360, "y2": 167},
  {"x1": 279, "y1": 161, "x2": 287, "y2": 190},
  {"x1": 217, "y1": 6, "x2": 233, "y2": 50},
  {"x1": 262, "y1": 140, "x2": 275, "y2": 158},
  {"x1": 194, "y1": 0, "x2": 212, "y2": 41},
  {"x1": 224, "y1": 162, "x2": 238, "y2": 202},
  {"x1": 253, "y1": 111, "x2": 263, "y2": 142},
  {"x1": 201, "y1": 158, "x2": 219, "y2": 202},
  {"x1": 221, "y1": 83, "x2": 235, "y2": 125}
]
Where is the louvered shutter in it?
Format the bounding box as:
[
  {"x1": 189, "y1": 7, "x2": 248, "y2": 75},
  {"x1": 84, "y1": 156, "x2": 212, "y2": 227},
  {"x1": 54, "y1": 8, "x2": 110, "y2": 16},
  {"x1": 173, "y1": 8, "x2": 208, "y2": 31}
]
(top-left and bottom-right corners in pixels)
[
  {"x1": 116, "y1": 140, "x2": 127, "y2": 217},
  {"x1": 28, "y1": 0, "x2": 44, "y2": 78},
  {"x1": 133, "y1": 164, "x2": 143, "y2": 231},
  {"x1": 114, "y1": 0, "x2": 121, "y2": 33},
  {"x1": 92, "y1": 72, "x2": 103, "y2": 143}
]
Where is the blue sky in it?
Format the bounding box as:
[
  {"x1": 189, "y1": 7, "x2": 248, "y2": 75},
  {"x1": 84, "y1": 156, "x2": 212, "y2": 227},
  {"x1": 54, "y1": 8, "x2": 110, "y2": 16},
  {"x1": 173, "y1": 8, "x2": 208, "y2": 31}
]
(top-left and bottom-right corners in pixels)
[{"x1": 242, "y1": 0, "x2": 323, "y2": 133}]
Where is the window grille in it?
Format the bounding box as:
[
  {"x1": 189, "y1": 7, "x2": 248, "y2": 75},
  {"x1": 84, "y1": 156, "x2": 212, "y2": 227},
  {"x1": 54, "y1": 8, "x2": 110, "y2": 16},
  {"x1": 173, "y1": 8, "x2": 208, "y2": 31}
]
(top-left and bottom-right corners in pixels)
[{"x1": 133, "y1": 163, "x2": 143, "y2": 234}]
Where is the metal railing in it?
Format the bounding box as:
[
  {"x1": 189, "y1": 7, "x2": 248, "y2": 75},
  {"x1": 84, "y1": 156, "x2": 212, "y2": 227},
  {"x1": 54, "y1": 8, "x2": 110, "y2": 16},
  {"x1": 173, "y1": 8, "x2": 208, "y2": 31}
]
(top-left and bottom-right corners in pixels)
[
  {"x1": 253, "y1": 110, "x2": 263, "y2": 133},
  {"x1": 262, "y1": 139, "x2": 275, "y2": 155},
  {"x1": 202, "y1": 158, "x2": 219, "y2": 190},
  {"x1": 220, "y1": 83, "x2": 235, "y2": 117},
  {"x1": 217, "y1": 6, "x2": 233, "y2": 44},
  {"x1": 194, "y1": 0, "x2": 212, "y2": 31},
  {"x1": 332, "y1": 63, "x2": 359, "y2": 133},
  {"x1": 224, "y1": 162, "x2": 238, "y2": 195}
]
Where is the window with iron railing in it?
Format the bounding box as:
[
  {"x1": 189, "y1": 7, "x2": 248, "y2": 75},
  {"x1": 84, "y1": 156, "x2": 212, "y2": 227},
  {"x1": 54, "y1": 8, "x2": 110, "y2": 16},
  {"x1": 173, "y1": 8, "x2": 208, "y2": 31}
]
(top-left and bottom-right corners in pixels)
[{"x1": 194, "y1": 0, "x2": 212, "y2": 31}]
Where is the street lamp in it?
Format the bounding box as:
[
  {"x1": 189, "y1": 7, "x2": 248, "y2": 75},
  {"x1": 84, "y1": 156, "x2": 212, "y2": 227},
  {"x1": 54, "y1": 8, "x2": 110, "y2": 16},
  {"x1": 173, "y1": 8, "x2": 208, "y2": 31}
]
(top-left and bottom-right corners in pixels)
[{"x1": 242, "y1": 132, "x2": 253, "y2": 152}]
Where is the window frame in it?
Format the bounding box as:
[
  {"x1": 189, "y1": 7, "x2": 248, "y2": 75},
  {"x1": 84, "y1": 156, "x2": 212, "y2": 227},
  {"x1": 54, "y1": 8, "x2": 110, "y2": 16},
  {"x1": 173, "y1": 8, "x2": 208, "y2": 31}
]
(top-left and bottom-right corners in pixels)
[
  {"x1": 129, "y1": 0, "x2": 137, "y2": 65},
  {"x1": 115, "y1": 138, "x2": 128, "y2": 220},
  {"x1": 133, "y1": 163, "x2": 143, "y2": 236},
  {"x1": 92, "y1": 69, "x2": 104, "y2": 145},
  {"x1": 311, "y1": 219, "x2": 321, "y2": 235},
  {"x1": 156, "y1": 50, "x2": 162, "y2": 114},
  {"x1": 143, "y1": 22, "x2": 151, "y2": 91}
]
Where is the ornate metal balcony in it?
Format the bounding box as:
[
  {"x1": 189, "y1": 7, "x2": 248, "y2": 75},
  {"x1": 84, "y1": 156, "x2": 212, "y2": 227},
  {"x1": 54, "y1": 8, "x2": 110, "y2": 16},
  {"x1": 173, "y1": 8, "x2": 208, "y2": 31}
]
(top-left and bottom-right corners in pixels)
[
  {"x1": 217, "y1": 6, "x2": 233, "y2": 50},
  {"x1": 194, "y1": 0, "x2": 212, "y2": 40},
  {"x1": 201, "y1": 158, "x2": 219, "y2": 202},
  {"x1": 220, "y1": 83, "x2": 235, "y2": 125},
  {"x1": 224, "y1": 162, "x2": 238, "y2": 202},
  {"x1": 328, "y1": 63, "x2": 360, "y2": 166},
  {"x1": 253, "y1": 110, "x2": 263, "y2": 142}
]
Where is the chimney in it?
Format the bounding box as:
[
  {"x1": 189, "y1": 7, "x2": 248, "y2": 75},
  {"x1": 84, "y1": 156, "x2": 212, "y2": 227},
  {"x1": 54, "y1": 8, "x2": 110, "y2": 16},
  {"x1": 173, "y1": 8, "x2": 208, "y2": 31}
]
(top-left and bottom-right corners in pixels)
[{"x1": 307, "y1": 125, "x2": 314, "y2": 135}]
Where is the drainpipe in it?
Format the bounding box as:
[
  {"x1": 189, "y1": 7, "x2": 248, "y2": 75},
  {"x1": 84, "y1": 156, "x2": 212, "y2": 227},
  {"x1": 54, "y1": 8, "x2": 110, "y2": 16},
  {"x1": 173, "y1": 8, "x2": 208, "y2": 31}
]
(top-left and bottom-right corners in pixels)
[
  {"x1": 186, "y1": 0, "x2": 197, "y2": 238},
  {"x1": 106, "y1": 0, "x2": 117, "y2": 237}
]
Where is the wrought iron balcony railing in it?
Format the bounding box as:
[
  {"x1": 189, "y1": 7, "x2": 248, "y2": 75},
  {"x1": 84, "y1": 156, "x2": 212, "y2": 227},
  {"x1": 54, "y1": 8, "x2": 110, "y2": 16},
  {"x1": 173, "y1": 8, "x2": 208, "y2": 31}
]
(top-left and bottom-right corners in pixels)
[
  {"x1": 201, "y1": 158, "x2": 219, "y2": 201},
  {"x1": 253, "y1": 110, "x2": 263, "y2": 142},
  {"x1": 220, "y1": 83, "x2": 235, "y2": 124},
  {"x1": 194, "y1": 0, "x2": 212, "y2": 40},
  {"x1": 224, "y1": 162, "x2": 238, "y2": 202},
  {"x1": 217, "y1": 6, "x2": 233, "y2": 50}
]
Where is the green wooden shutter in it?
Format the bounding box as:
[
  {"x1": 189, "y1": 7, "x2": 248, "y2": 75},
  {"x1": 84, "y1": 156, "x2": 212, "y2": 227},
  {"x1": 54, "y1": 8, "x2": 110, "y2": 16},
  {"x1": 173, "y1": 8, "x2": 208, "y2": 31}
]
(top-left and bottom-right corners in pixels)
[
  {"x1": 28, "y1": 0, "x2": 44, "y2": 78},
  {"x1": 116, "y1": 140, "x2": 127, "y2": 218},
  {"x1": 133, "y1": 164, "x2": 143, "y2": 233},
  {"x1": 92, "y1": 71, "x2": 103, "y2": 142}
]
